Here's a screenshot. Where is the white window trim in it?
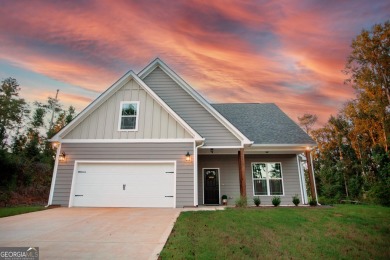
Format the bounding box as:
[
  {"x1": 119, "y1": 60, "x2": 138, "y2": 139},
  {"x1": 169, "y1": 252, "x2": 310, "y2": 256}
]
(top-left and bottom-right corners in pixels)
[
  {"x1": 251, "y1": 162, "x2": 285, "y2": 196},
  {"x1": 118, "y1": 101, "x2": 139, "y2": 131}
]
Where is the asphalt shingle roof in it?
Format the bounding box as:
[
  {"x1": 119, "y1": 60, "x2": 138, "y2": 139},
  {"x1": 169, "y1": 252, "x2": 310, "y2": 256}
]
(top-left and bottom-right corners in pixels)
[{"x1": 212, "y1": 103, "x2": 316, "y2": 145}]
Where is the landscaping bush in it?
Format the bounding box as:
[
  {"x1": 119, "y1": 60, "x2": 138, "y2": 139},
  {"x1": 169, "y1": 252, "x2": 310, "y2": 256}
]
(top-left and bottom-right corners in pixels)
[
  {"x1": 253, "y1": 197, "x2": 261, "y2": 207},
  {"x1": 235, "y1": 196, "x2": 247, "y2": 207},
  {"x1": 272, "y1": 196, "x2": 281, "y2": 207},
  {"x1": 292, "y1": 194, "x2": 300, "y2": 206},
  {"x1": 309, "y1": 198, "x2": 317, "y2": 206}
]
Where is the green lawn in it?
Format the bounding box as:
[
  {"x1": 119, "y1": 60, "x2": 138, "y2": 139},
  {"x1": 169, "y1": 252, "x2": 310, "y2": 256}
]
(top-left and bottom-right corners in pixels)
[
  {"x1": 160, "y1": 205, "x2": 390, "y2": 259},
  {"x1": 0, "y1": 206, "x2": 46, "y2": 218}
]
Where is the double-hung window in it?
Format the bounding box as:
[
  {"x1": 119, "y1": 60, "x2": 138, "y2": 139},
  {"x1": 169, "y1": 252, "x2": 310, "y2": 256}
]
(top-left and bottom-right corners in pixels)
[
  {"x1": 252, "y1": 162, "x2": 284, "y2": 195},
  {"x1": 118, "y1": 101, "x2": 139, "y2": 131}
]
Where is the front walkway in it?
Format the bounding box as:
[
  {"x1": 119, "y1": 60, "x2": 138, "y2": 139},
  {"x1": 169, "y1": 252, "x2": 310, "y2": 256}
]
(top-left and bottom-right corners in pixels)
[{"x1": 182, "y1": 205, "x2": 227, "y2": 211}]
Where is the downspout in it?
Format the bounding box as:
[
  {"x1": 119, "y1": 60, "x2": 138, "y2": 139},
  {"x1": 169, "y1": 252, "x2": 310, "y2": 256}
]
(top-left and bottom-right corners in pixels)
[
  {"x1": 46, "y1": 142, "x2": 62, "y2": 207},
  {"x1": 193, "y1": 140, "x2": 205, "y2": 206}
]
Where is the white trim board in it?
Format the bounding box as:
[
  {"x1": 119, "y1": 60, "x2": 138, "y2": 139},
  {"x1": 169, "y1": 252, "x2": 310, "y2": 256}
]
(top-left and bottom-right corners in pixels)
[
  {"x1": 51, "y1": 70, "x2": 203, "y2": 142},
  {"x1": 59, "y1": 139, "x2": 197, "y2": 143},
  {"x1": 48, "y1": 143, "x2": 62, "y2": 205},
  {"x1": 138, "y1": 58, "x2": 251, "y2": 147},
  {"x1": 297, "y1": 155, "x2": 308, "y2": 204}
]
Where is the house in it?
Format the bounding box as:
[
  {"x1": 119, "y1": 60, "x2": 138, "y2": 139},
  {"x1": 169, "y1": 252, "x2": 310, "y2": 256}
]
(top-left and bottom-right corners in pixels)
[{"x1": 48, "y1": 58, "x2": 317, "y2": 208}]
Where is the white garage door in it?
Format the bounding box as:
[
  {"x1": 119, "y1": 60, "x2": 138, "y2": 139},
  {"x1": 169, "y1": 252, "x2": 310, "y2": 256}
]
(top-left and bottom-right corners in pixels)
[{"x1": 70, "y1": 162, "x2": 175, "y2": 208}]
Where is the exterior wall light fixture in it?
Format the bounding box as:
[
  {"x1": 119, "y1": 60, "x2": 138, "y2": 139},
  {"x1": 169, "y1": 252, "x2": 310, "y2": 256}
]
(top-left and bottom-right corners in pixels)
[
  {"x1": 59, "y1": 152, "x2": 66, "y2": 162},
  {"x1": 185, "y1": 152, "x2": 191, "y2": 162}
]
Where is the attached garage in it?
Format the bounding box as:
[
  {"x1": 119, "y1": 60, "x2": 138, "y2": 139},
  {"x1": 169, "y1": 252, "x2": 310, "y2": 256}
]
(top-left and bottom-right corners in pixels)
[{"x1": 69, "y1": 161, "x2": 176, "y2": 208}]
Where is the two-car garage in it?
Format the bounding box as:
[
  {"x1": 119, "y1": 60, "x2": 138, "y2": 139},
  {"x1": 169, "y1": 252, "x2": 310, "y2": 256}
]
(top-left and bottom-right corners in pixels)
[{"x1": 69, "y1": 161, "x2": 176, "y2": 208}]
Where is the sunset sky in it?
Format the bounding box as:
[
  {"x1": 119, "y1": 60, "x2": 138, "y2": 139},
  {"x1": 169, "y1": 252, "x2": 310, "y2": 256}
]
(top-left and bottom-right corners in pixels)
[{"x1": 0, "y1": 0, "x2": 389, "y2": 126}]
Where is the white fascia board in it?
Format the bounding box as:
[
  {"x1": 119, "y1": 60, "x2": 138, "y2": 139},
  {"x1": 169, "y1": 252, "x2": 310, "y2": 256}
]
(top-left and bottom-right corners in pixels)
[
  {"x1": 138, "y1": 58, "x2": 251, "y2": 146},
  {"x1": 52, "y1": 70, "x2": 136, "y2": 141},
  {"x1": 131, "y1": 72, "x2": 203, "y2": 141},
  {"x1": 248, "y1": 144, "x2": 317, "y2": 152},
  {"x1": 59, "y1": 139, "x2": 196, "y2": 143},
  {"x1": 51, "y1": 70, "x2": 202, "y2": 142},
  {"x1": 201, "y1": 145, "x2": 243, "y2": 149}
]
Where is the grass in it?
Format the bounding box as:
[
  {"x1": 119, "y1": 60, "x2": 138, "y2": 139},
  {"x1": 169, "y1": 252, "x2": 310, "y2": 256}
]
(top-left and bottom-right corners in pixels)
[
  {"x1": 0, "y1": 206, "x2": 46, "y2": 218},
  {"x1": 160, "y1": 205, "x2": 390, "y2": 259}
]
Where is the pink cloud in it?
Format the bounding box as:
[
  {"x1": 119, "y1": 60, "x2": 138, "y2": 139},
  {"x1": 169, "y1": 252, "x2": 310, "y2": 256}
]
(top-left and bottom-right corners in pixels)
[{"x1": 0, "y1": 0, "x2": 388, "y2": 128}]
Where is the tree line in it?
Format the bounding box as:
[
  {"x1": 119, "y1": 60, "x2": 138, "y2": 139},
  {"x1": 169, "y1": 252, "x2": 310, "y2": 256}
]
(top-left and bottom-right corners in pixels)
[
  {"x1": 0, "y1": 78, "x2": 76, "y2": 206},
  {"x1": 0, "y1": 21, "x2": 388, "y2": 207},
  {"x1": 299, "y1": 21, "x2": 389, "y2": 206}
]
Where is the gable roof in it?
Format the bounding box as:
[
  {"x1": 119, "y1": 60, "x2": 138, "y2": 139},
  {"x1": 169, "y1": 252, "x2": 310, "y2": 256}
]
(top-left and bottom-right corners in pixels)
[
  {"x1": 51, "y1": 70, "x2": 203, "y2": 142},
  {"x1": 212, "y1": 103, "x2": 316, "y2": 145},
  {"x1": 138, "y1": 58, "x2": 252, "y2": 147}
]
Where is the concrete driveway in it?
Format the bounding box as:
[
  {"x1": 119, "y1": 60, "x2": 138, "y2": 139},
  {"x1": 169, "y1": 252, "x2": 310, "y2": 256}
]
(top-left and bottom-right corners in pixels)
[{"x1": 0, "y1": 207, "x2": 181, "y2": 259}]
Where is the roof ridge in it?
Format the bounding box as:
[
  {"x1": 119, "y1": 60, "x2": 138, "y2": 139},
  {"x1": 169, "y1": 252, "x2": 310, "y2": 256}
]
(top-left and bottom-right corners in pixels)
[{"x1": 211, "y1": 103, "x2": 275, "y2": 105}]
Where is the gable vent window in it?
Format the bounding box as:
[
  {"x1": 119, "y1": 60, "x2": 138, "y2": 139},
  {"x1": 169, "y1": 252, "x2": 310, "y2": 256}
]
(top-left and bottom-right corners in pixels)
[{"x1": 119, "y1": 101, "x2": 139, "y2": 131}]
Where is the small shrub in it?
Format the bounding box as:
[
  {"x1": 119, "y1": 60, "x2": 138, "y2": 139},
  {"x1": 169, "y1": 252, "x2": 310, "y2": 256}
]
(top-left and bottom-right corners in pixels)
[
  {"x1": 292, "y1": 194, "x2": 300, "y2": 206},
  {"x1": 235, "y1": 196, "x2": 247, "y2": 207},
  {"x1": 221, "y1": 195, "x2": 228, "y2": 200},
  {"x1": 309, "y1": 198, "x2": 317, "y2": 206},
  {"x1": 253, "y1": 197, "x2": 261, "y2": 207},
  {"x1": 272, "y1": 196, "x2": 281, "y2": 207}
]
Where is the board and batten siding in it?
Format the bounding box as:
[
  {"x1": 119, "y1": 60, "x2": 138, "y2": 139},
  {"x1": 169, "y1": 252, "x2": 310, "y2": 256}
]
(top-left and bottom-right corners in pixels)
[
  {"x1": 52, "y1": 142, "x2": 195, "y2": 208},
  {"x1": 63, "y1": 79, "x2": 193, "y2": 140},
  {"x1": 198, "y1": 154, "x2": 302, "y2": 205},
  {"x1": 143, "y1": 67, "x2": 241, "y2": 146}
]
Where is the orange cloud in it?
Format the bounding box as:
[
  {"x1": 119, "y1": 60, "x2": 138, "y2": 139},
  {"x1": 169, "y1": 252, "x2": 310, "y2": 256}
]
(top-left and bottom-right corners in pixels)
[{"x1": 0, "y1": 0, "x2": 388, "y2": 127}]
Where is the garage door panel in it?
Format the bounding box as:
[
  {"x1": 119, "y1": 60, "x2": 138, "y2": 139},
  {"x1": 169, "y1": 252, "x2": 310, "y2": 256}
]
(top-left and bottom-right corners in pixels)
[
  {"x1": 72, "y1": 162, "x2": 175, "y2": 208},
  {"x1": 74, "y1": 197, "x2": 174, "y2": 208}
]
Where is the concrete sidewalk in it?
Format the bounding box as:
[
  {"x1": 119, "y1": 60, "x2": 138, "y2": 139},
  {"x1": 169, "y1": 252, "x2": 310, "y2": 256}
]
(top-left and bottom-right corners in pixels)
[{"x1": 0, "y1": 207, "x2": 181, "y2": 260}]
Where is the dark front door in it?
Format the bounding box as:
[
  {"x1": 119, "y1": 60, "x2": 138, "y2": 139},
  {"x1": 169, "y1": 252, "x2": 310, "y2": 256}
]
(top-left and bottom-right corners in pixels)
[{"x1": 204, "y1": 169, "x2": 219, "y2": 204}]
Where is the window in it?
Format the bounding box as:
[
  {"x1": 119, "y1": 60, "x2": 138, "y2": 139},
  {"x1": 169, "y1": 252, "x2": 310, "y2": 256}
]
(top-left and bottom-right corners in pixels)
[
  {"x1": 118, "y1": 101, "x2": 139, "y2": 130},
  {"x1": 252, "y1": 162, "x2": 283, "y2": 196}
]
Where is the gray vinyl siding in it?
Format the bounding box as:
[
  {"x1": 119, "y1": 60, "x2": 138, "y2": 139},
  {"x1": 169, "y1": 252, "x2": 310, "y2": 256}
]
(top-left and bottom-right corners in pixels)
[
  {"x1": 64, "y1": 79, "x2": 192, "y2": 140},
  {"x1": 198, "y1": 154, "x2": 302, "y2": 206},
  {"x1": 52, "y1": 142, "x2": 195, "y2": 208},
  {"x1": 143, "y1": 67, "x2": 241, "y2": 146}
]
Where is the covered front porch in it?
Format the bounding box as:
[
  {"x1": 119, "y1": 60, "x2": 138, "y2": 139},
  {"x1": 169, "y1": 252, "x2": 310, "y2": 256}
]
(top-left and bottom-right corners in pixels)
[{"x1": 196, "y1": 146, "x2": 316, "y2": 206}]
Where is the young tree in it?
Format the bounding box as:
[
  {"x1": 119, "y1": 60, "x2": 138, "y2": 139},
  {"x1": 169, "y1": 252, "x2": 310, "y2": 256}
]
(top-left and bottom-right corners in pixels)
[
  {"x1": 24, "y1": 103, "x2": 47, "y2": 161},
  {"x1": 298, "y1": 113, "x2": 318, "y2": 135},
  {"x1": 48, "y1": 105, "x2": 75, "y2": 138},
  {"x1": 0, "y1": 78, "x2": 28, "y2": 149},
  {"x1": 313, "y1": 21, "x2": 390, "y2": 205},
  {"x1": 344, "y1": 21, "x2": 390, "y2": 151}
]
